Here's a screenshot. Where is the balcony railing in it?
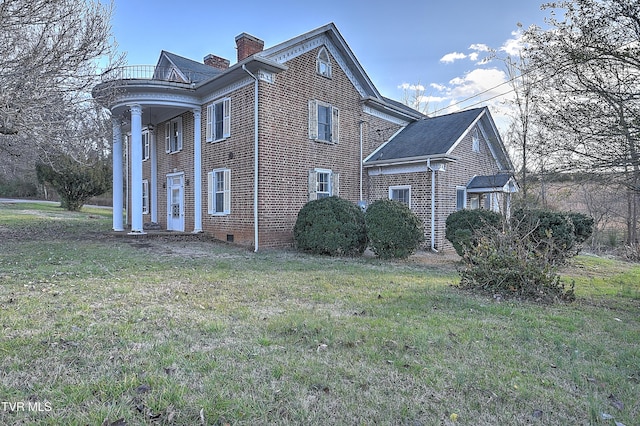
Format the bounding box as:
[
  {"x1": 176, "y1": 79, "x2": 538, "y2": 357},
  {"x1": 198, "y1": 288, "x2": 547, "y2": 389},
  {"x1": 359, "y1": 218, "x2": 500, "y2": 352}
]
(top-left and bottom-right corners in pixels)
[{"x1": 100, "y1": 66, "x2": 214, "y2": 85}]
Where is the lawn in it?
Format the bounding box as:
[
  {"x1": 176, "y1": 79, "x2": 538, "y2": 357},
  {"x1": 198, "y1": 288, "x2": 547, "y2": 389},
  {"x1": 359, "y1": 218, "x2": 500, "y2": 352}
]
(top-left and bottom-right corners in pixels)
[{"x1": 0, "y1": 202, "x2": 638, "y2": 425}]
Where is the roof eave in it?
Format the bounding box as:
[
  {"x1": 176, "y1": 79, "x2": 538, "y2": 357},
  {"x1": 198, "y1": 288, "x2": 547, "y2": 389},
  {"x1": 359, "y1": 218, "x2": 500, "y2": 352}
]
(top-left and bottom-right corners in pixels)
[
  {"x1": 363, "y1": 96, "x2": 423, "y2": 121},
  {"x1": 193, "y1": 56, "x2": 288, "y2": 93},
  {"x1": 363, "y1": 154, "x2": 458, "y2": 168}
]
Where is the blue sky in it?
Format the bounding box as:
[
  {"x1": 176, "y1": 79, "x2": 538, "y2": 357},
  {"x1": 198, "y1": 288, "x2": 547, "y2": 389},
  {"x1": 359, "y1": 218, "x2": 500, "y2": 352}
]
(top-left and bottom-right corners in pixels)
[{"x1": 108, "y1": 0, "x2": 551, "y2": 125}]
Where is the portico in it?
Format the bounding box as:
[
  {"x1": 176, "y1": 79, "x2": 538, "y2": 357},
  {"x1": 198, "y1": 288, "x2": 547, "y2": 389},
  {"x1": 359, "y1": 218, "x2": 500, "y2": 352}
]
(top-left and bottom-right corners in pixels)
[{"x1": 107, "y1": 91, "x2": 202, "y2": 234}]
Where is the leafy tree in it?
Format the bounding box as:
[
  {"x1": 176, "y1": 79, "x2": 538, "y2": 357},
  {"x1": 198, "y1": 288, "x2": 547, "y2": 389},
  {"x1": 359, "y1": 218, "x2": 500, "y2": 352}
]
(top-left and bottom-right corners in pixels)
[
  {"x1": 36, "y1": 155, "x2": 111, "y2": 211},
  {"x1": 525, "y1": 0, "x2": 640, "y2": 244}
]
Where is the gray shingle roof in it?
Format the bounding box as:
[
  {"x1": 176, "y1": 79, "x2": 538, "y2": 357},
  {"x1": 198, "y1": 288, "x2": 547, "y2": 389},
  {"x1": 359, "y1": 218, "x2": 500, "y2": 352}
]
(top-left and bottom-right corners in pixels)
[
  {"x1": 467, "y1": 174, "x2": 513, "y2": 190},
  {"x1": 162, "y1": 51, "x2": 223, "y2": 83},
  {"x1": 365, "y1": 108, "x2": 485, "y2": 163}
]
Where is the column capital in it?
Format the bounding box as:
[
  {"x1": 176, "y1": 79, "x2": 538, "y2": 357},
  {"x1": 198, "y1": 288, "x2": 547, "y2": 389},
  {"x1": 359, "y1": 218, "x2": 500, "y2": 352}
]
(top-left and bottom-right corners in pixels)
[
  {"x1": 192, "y1": 107, "x2": 202, "y2": 119},
  {"x1": 129, "y1": 104, "x2": 142, "y2": 116}
]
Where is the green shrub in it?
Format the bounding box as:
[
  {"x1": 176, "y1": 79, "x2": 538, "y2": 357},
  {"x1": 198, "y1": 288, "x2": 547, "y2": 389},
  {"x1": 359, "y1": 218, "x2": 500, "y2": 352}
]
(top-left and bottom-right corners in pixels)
[
  {"x1": 445, "y1": 209, "x2": 503, "y2": 257},
  {"x1": 0, "y1": 177, "x2": 38, "y2": 198},
  {"x1": 36, "y1": 155, "x2": 111, "y2": 211},
  {"x1": 365, "y1": 199, "x2": 424, "y2": 259},
  {"x1": 512, "y1": 209, "x2": 576, "y2": 264},
  {"x1": 294, "y1": 196, "x2": 367, "y2": 256},
  {"x1": 567, "y1": 212, "x2": 594, "y2": 246}
]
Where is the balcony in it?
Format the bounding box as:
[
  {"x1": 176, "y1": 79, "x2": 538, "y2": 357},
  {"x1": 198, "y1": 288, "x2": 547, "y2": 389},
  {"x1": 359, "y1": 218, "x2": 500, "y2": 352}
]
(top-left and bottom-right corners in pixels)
[{"x1": 100, "y1": 66, "x2": 215, "y2": 86}]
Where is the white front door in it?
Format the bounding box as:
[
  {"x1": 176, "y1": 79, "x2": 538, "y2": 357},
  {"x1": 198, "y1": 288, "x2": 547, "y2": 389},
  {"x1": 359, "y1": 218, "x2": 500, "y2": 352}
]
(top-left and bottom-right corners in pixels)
[{"x1": 167, "y1": 173, "x2": 184, "y2": 232}]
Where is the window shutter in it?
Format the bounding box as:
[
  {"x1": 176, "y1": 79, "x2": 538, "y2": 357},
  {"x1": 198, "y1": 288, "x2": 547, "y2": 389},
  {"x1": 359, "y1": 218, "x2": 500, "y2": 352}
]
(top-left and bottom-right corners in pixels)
[
  {"x1": 331, "y1": 172, "x2": 339, "y2": 196},
  {"x1": 223, "y1": 169, "x2": 231, "y2": 213},
  {"x1": 308, "y1": 100, "x2": 318, "y2": 140},
  {"x1": 176, "y1": 117, "x2": 183, "y2": 151},
  {"x1": 331, "y1": 106, "x2": 339, "y2": 143},
  {"x1": 223, "y1": 98, "x2": 231, "y2": 138},
  {"x1": 207, "y1": 172, "x2": 214, "y2": 214},
  {"x1": 308, "y1": 170, "x2": 317, "y2": 201},
  {"x1": 165, "y1": 123, "x2": 170, "y2": 153},
  {"x1": 206, "y1": 104, "x2": 213, "y2": 142}
]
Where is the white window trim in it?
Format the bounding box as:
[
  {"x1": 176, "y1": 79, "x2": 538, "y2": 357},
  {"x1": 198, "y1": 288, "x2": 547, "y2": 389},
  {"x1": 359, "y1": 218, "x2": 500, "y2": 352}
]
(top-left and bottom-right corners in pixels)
[
  {"x1": 308, "y1": 168, "x2": 339, "y2": 201},
  {"x1": 316, "y1": 47, "x2": 332, "y2": 78},
  {"x1": 456, "y1": 186, "x2": 467, "y2": 211},
  {"x1": 142, "y1": 129, "x2": 150, "y2": 161},
  {"x1": 208, "y1": 168, "x2": 231, "y2": 215},
  {"x1": 389, "y1": 185, "x2": 411, "y2": 208},
  {"x1": 206, "y1": 97, "x2": 231, "y2": 143},
  {"x1": 142, "y1": 179, "x2": 149, "y2": 214},
  {"x1": 308, "y1": 100, "x2": 339, "y2": 144},
  {"x1": 165, "y1": 117, "x2": 183, "y2": 154},
  {"x1": 472, "y1": 128, "x2": 480, "y2": 153}
]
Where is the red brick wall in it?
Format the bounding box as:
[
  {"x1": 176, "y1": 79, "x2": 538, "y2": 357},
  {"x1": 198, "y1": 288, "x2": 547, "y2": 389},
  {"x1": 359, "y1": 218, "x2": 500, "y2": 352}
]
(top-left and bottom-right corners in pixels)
[
  {"x1": 367, "y1": 123, "x2": 502, "y2": 251},
  {"x1": 255, "y1": 47, "x2": 403, "y2": 248}
]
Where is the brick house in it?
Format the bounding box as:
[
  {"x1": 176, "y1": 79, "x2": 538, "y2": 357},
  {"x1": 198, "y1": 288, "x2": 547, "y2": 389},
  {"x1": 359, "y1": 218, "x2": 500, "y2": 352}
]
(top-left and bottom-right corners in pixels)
[{"x1": 93, "y1": 23, "x2": 516, "y2": 252}]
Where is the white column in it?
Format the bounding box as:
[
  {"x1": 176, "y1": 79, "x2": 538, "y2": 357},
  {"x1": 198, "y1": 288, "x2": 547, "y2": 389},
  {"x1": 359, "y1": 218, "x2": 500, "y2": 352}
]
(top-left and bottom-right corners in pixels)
[
  {"x1": 112, "y1": 117, "x2": 124, "y2": 231},
  {"x1": 193, "y1": 108, "x2": 203, "y2": 233},
  {"x1": 150, "y1": 127, "x2": 158, "y2": 223},
  {"x1": 129, "y1": 104, "x2": 145, "y2": 234}
]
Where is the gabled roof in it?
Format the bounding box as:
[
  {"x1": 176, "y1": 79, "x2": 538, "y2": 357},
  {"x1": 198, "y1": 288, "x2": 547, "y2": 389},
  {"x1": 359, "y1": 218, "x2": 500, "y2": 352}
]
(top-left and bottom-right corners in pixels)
[
  {"x1": 365, "y1": 108, "x2": 486, "y2": 164},
  {"x1": 259, "y1": 23, "x2": 380, "y2": 99},
  {"x1": 157, "y1": 51, "x2": 223, "y2": 83},
  {"x1": 467, "y1": 174, "x2": 518, "y2": 193},
  {"x1": 258, "y1": 23, "x2": 423, "y2": 121}
]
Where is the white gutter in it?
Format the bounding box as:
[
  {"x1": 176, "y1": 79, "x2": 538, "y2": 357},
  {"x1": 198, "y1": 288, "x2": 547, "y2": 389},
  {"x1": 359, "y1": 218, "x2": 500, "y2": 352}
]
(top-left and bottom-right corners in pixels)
[
  {"x1": 242, "y1": 65, "x2": 259, "y2": 252},
  {"x1": 427, "y1": 159, "x2": 437, "y2": 252},
  {"x1": 359, "y1": 121, "x2": 364, "y2": 202}
]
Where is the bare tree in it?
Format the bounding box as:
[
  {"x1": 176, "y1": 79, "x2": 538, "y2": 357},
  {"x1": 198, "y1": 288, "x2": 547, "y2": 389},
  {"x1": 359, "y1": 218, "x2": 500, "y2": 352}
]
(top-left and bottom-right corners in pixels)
[
  {"x1": 0, "y1": 0, "x2": 123, "y2": 150},
  {"x1": 525, "y1": 0, "x2": 640, "y2": 244},
  {"x1": 399, "y1": 82, "x2": 431, "y2": 115}
]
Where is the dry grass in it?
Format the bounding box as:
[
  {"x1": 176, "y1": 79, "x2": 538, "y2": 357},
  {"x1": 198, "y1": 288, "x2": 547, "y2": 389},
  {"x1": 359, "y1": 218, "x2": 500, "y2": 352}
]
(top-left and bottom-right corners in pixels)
[{"x1": 0, "y1": 202, "x2": 638, "y2": 425}]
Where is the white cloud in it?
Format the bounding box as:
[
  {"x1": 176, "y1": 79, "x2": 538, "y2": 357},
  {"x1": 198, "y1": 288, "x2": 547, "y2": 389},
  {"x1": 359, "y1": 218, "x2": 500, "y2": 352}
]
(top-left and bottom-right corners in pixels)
[
  {"x1": 447, "y1": 68, "x2": 509, "y2": 99},
  {"x1": 469, "y1": 43, "x2": 490, "y2": 52},
  {"x1": 439, "y1": 52, "x2": 467, "y2": 63},
  {"x1": 500, "y1": 30, "x2": 525, "y2": 57},
  {"x1": 430, "y1": 83, "x2": 447, "y2": 91},
  {"x1": 397, "y1": 82, "x2": 425, "y2": 91},
  {"x1": 469, "y1": 52, "x2": 479, "y2": 61}
]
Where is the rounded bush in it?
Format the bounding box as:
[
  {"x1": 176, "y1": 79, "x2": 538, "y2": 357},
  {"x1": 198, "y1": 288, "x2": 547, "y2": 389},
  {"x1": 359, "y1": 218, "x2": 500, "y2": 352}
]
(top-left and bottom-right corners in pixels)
[
  {"x1": 445, "y1": 209, "x2": 503, "y2": 257},
  {"x1": 512, "y1": 209, "x2": 576, "y2": 263},
  {"x1": 365, "y1": 199, "x2": 424, "y2": 259},
  {"x1": 294, "y1": 196, "x2": 367, "y2": 256}
]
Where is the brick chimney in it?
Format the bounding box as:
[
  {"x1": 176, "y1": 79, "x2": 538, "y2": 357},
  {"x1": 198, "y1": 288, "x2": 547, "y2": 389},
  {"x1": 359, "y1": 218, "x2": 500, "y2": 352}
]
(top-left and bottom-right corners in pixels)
[
  {"x1": 203, "y1": 54, "x2": 230, "y2": 70},
  {"x1": 235, "y1": 33, "x2": 264, "y2": 62}
]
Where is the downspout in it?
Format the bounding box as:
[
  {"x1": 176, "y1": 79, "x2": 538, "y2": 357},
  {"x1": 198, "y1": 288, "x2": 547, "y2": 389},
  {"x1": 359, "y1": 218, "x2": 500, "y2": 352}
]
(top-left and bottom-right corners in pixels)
[
  {"x1": 242, "y1": 65, "x2": 259, "y2": 252},
  {"x1": 359, "y1": 121, "x2": 364, "y2": 202},
  {"x1": 428, "y1": 159, "x2": 437, "y2": 252}
]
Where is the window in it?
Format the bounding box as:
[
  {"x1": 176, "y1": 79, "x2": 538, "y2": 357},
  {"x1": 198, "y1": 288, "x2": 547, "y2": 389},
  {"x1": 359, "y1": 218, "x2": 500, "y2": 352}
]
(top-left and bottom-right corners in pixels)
[
  {"x1": 142, "y1": 179, "x2": 149, "y2": 214},
  {"x1": 206, "y1": 98, "x2": 231, "y2": 142},
  {"x1": 389, "y1": 185, "x2": 411, "y2": 207},
  {"x1": 316, "y1": 47, "x2": 332, "y2": 78},
  {"x1": 208, "y1": 169, "x2": 231, "y2": 215},
  {"x1": 308, "y1": 168, "x2": 339, "y2": 200},
  {"x1": 142, "y1": 130, "x2": 150, "y2": 161},
  {"x1": 456, "y1": 187, "x2": 466, "y2": 211},
  {"x1": 472, "y1": 128, "x2": 480, "y2": 153},
  {"x1": 165, "y1": 117, "x2": 182, "y2": 153},
  {"x1": 469, "y1": 195, "x2": 480, "y2": 210},
  {"x1": 308, "y1": 100, "x2": 339, "y2": 143}
]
